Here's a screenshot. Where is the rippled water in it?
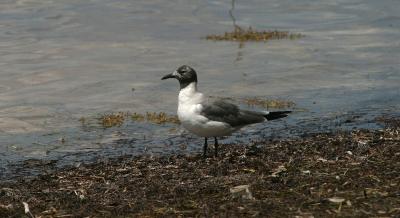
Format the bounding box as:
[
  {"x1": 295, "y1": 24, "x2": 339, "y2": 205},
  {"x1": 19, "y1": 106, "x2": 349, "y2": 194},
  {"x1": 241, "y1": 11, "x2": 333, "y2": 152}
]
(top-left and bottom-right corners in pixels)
[{"x1": 0, "y1": 0, "x2": 399, "y2": 179}]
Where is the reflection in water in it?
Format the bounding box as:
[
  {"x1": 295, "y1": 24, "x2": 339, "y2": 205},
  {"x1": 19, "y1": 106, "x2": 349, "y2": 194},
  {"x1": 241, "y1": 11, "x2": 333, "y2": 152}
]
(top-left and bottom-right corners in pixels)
[
  {"x1": 230, "y1": 0, "x2": 244, "y2": 62},
  {"x1": 236, "y1": 41, "x2": 245, "y2": 62},
  {"x1": 229, "y1": 0, "x2": 240, "y2": 31}
]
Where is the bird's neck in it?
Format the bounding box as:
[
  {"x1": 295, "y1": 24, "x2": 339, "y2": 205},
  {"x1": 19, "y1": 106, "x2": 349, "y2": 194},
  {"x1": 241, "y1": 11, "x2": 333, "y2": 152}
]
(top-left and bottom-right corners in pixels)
[
  {"x1": 180, "y1": 82, "x2": 197, "y2": 94},
  {"x1": 178, "y1": 82, "x2": 202, "y2": 104},
  {"x1": 179, "y1": 78, "x2": 197, "y2": 90}
]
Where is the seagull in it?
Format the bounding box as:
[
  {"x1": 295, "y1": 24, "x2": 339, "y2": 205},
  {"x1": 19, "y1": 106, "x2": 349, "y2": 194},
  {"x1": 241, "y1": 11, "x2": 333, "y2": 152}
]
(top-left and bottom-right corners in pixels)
[{"x1": 162, "y1": 65, "x2": 291, "y2": 157}]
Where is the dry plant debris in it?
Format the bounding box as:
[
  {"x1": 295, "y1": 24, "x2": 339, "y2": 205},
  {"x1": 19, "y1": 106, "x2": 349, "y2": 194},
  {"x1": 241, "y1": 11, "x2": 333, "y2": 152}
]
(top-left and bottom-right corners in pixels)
[
  {"x1": 1, "y1": 118, "x2": 399, "y2": 217},
  {"x1": 206, "y1": 26, "x2": 303, "y2": 42}
]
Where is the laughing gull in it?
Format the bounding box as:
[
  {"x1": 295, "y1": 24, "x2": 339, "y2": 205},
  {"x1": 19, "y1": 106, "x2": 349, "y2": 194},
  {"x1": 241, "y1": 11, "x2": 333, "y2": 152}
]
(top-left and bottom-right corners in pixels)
[{"x1": 162, "y1": 65, "x2": 291, "y2": 157}]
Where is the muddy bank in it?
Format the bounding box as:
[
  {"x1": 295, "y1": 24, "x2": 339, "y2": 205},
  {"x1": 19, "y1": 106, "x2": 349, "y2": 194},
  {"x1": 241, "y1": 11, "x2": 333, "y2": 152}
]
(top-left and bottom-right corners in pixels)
[{"x1": 1, "y1": 119, "x2": 399, "y2": 217}]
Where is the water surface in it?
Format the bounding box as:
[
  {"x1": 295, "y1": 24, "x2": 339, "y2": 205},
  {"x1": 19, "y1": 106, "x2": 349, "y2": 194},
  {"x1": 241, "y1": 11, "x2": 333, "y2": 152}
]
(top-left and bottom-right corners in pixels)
[{"x1": 0, "y1": 0, "x2": 399, "y2": 179}]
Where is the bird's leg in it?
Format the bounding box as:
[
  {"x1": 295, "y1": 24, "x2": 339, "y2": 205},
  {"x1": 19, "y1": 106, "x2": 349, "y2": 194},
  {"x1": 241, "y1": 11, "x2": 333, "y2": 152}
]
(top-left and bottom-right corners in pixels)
[
  {"x1": 214, "y1": 137, "x2": 219, "y2": 157},
  {"x1": 203, "y1": 137, "x2": 208, "y2": 158}
]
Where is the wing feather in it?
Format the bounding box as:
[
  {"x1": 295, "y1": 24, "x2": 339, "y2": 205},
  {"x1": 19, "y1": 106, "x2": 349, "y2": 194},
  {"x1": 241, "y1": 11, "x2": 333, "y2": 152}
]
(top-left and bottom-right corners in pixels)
[{"x1": 201, "y1": 100, "x2": 265, "y2": 127}]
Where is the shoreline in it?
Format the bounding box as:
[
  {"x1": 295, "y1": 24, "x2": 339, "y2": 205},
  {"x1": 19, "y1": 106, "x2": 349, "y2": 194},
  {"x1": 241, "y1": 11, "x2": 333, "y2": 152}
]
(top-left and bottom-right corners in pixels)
[{"x1": 1, "y1": 119, "x2": 399, "y2": 217}]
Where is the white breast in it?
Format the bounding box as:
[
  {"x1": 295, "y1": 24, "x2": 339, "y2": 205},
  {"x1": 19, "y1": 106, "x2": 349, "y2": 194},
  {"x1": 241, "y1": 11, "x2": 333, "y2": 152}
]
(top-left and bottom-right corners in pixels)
[{"x1": 177, "y1": 83, "x2": 235, "y2": 137}]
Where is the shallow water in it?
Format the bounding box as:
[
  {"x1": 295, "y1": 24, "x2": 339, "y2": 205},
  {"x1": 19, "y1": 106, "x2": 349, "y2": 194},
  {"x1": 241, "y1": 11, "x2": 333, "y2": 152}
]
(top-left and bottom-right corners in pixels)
[{"x1": 0, "y1": 0, "x2": 399, "y2": 179}]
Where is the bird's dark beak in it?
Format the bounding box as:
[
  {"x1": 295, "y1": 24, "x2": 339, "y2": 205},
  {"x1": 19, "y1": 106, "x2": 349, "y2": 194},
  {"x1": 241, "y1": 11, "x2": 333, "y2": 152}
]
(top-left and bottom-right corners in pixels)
[
  {"x1": 161, "y1": 73, "x2": 174, "y2": 80},
  {"x1": 161, "y1": 71, "x2": 179, "y2": 80}
]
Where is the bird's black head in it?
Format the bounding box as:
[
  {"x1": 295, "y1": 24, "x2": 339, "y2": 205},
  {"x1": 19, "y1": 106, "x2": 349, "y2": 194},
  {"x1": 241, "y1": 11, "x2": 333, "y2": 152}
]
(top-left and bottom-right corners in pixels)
[{"x1": 161, "y1": 65, "x2": 198, "y2": 89}]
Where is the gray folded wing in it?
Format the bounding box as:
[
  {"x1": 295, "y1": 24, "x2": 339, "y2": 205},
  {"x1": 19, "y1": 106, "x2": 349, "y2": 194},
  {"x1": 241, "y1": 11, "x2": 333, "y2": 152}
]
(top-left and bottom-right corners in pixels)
[{"x1": 200, "y1": 99, "x2": 265, "y2": 127}]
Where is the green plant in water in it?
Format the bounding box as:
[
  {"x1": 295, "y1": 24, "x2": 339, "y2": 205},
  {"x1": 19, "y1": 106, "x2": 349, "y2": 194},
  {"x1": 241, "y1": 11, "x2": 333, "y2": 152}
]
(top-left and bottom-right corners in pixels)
[
  {"x1": 206, "y1": 26, "x2": 304, "y2": 42},
  {"x1": 98, "y1": 112, "x2": 180, "y2": 128},
  {"x1": 100, "y1": 112, "x2": 127, "y2": 128},
  {"x1": 131, "y1": 112, "x2": 180, "y2": 124},
  {"x1": 144, "y1": 112, "x2": 180, "y2": 124},
  {"x1": 205, "y1": 0, "x2": 303, "y2": 42},
  {"x1": 131, "y1": 112, "x2": 145, "y2": 122}
]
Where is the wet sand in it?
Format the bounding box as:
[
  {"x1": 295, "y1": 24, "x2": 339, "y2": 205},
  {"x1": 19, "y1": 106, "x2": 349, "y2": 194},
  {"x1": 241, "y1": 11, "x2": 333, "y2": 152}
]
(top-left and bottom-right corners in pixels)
[{"x1": 1, "y1": 118, "x2": 399, "y2": 217}]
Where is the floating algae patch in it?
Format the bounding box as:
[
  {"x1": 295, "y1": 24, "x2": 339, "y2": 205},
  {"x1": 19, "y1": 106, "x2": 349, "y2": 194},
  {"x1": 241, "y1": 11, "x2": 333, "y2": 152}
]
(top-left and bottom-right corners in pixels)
[
  {"x1": 131, "y1": 112, "x2": 145, "y2": 122},
  {"x1": 205, "y1": 26, "x2": 303, "y2": 42},
  {"x1": 99, "y1": 112, "x2": 128, "y2": 128},
  {"x1": 96, "y1": 112, "x2": 180, "y2": 128},
  {"x1": 132, "y1": 112, "x2": 180, "y2": 125},
  {"x1": 242, "y1": 97, "x2": 295, "y2": 109},
  {"x1": 206, "y1": 0, "x2": 303, "y2": 42}
]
